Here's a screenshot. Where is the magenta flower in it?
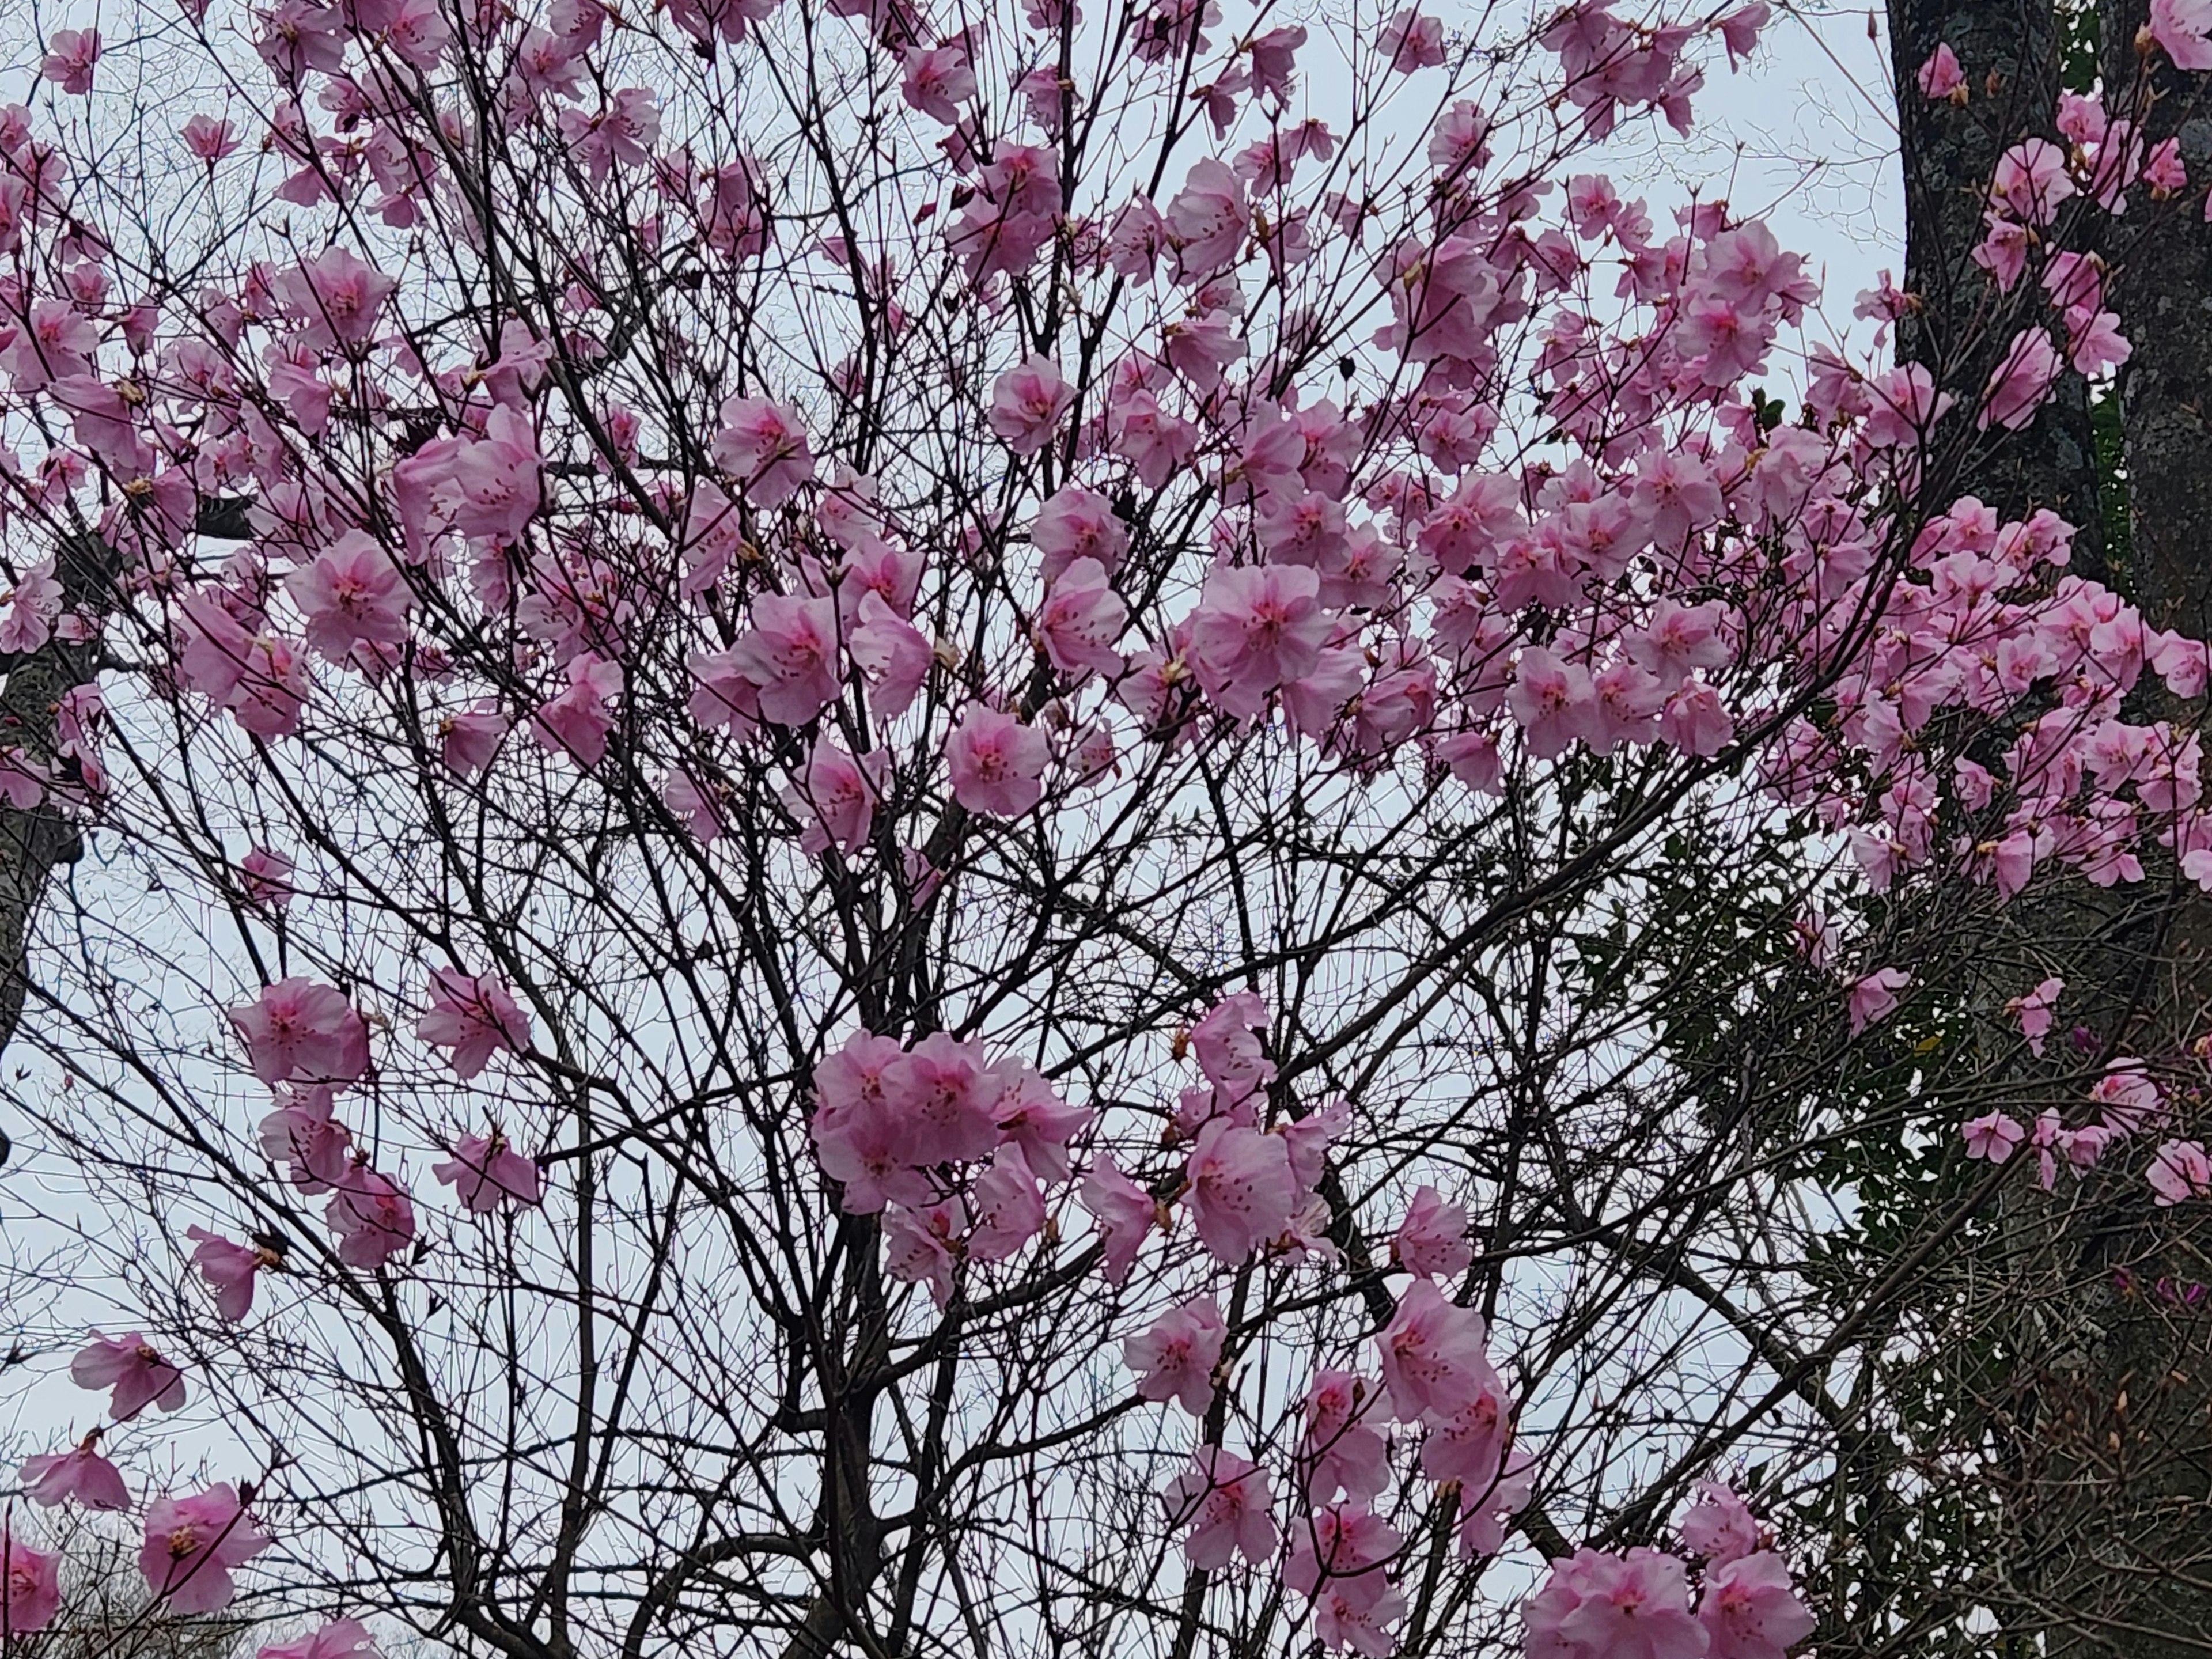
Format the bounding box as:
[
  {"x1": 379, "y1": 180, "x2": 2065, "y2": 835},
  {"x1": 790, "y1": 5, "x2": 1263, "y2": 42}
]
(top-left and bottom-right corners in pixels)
[
  {"x1": 1124, "y1": 1296, "x2": 1228, "y2": 1415},
  {"x1": 784, "y1": 742, "x2": 884, "y2": 858},
  {"x1": 418, "y1": 969, "x2": 533, "y2": 1079},
  {"x1": 229, "y1": 978, "x2": 370, "y2": 1088},
  {"x1": 260, "y1": 1086, "x2": 355, "y2": 1194},
  {"x1": 1, "y1": 1527, "x2": 62, "y2": 1634},
  {"x1": 326, "y1": 1168, "x2": 418, "y2": 1270},
  {"x1": 140, "y1": 1484, "x2": 269, "y2": 1615},
  {"x1": 944, "y1": 703, "x2": 1048, "y2": 818},
  {"x1": 71, "y1": 1332, "x2": 187, "y2": 1421},
  {"x1": 1915, "y1": 42, "x2": 1963, "y2": 98},
  {"x1": 1977, "y1": 328, "x2": 2063, "y2": 434},
  {"x1": 432, "y1": 1132, "x2": 544, "y2": 1213},
  {"x1": 187, "y1": 1227, "x2": 270, "y2": 1321},
  {"x1": 2153, "y1": 0, "x2": 2212, "y2": 69},
  {"x1": 1164, "y1": 1447, "x2": 1277, "y2": 1569},
  {"x1": 19, "y1": 1440, "x2": 131, "y2": 1510}
]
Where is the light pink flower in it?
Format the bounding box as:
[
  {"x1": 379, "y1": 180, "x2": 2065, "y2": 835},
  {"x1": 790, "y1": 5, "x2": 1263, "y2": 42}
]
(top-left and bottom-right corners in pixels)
[
  {"x1": 140, "y1": 1484, "x2": 269, "y2": 1614},
  {"x1": 1079, "y1": 1153, "x2": 1156, "y2": 1283},
  {"x1": 1377, "y1": 1280, "x2": 1493, "y2": 1421},
  {"x1": 1166, "y1": 159, "x2": 1248, "y2": 283},
  {"x1": 730, "y1": 594, "x2": 842, "y2": 725},
  {"x1": 1962, "y1": 1111, "x2": 2026, "y2": 1165},
  {"x1": 187, "y1": 1227, "x2": 268, "y2": 1321},
  {"x1": 0, "y1": 560, "x2": 64, "y2": 654},
  {"x1": 531, "y1": 652, "x2": 623, "y2": 766},
  {"x1": 1302, "y1": 1370, "x2": 1394, "y2": 1505},
  {"x1": 1188, "y1": 563, "x2": 1331, "y2": 718},
  {"x1": 988, "y1": 355, "x2": 1075, "y2": 455},
  {"x1": 988, "y1": 1063, "x2": 1091, "y2": 1183},
  {"x1": 885, "y1": 1031, "x2": 1001, "y2": 1164},
  {"x1": 41, "y1": 29, "x2": 100, "y2": 94},
  {"x1": 19, "y1": 1442, "x2": 131, "y2": 1510},
  {"x1": 257, "y1": 1619, "x2": 383, "y2": 1659},
  {"x1": 432, "y1": 1132, "x2": 544, "y2": 1213},
  {"x1": 1455, "y1": 1448, "x2": 1534, "y2": 1560},
  {"x1": 418, "y1": 969, "x2": 533, "y2": 1078},
  {"x1": 326, "y1": 1168, "x2": 417, "y2": 1270},
  {"x1": 2149, "y1": 1139, "x2": 2212, "y2": 1206},
  {"x1": 1847, "y1": 967, "x2": 1910, "y2": 1035},
  {"x1": 1125, "y1": 1296, "x2": 1228, "y2": 1415},
  {"x1": 240, "y1": 846, "x2": 295, "y2": 911},
  {"x1": 1978, "y1": 328, "x2": 2063, "y2": 433},
  {"x1": 1037, "y1": 557, "x2": 1128, "y2": 677},
  {"x1": 1033, "y1": 485, "x2": 1131, "y2": 585},
  {"x1": 287, "y1": 531, "x2": 409, "y2": 658},
  {"x1": 230, "y1": 978, "x2": 370, "y2": 1087},
  {"x1": 968, "y1": 1142, "x2": 1046, "y2": 1261},
  {"x1": 1184, "y1": 1119, "x2": 1297, "y2": 1263},
  {"x1": 882, "y1": 1198, "x2": 964, "y2": 1306},
  {"x1": 271, "y1": 247, "x2": 396, "y2": 351},
  {"x1": 1285, "y1": 1504, "x2": 1402, "y2": 1613},
  {"x1": 1164, "y1": 1447, "x2": 1277, "y2": 1569},
  {"x1": 1394, "y1": 1185, "x2": 1472, "y2": 1279},
  {"x1": 1699, "y1": 1550, "x2": 1814, "y2": 1659},
  {"x1": 260, "y1": 1087, "x2": 354, "y2": 1194},
  {"x1": 441, "y1": 703, "x2": 509, "y2": 777},
  {"x1": 713, "y1": 397, "x2": 815, "y2": 507},
  {"x1": 0, "y1": 1528, "x2": 60, "y2": 1634},
  {"x1": 901, "y1": 41, "x2": 975, "y2": 124},
  {"x1": 945, "y1": 703, "x2": 1048, "y2": 817},
  {"x1": 1525, "y1": 1547, "x2": 1705, "y2": 1659},
  {"x1": 2152, "y1": 0, "x2": 2212, "y2": 71},
  {"x1": 1680, "y1": 1479, "x2": 1762, "y2": 1563},
  {"x1": 812, "y1": 1033, "x2": 933, "y2": 1214},
  {"x1": 1916, "y1": 41, "x2": 1963, "y2": 97},
  {"x1": 787, "y1": 741, "x2": 886, "y2": 857}
]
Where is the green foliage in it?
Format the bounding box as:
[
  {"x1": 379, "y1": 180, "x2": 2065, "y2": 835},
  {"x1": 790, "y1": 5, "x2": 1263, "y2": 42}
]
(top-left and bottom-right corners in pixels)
[
  {"x1": 2091, "y1": 385, "x2": 2133, "y2": 594},
  {"x1": 2055, "y1": 1, "x2": 2101, "y2": 95}
]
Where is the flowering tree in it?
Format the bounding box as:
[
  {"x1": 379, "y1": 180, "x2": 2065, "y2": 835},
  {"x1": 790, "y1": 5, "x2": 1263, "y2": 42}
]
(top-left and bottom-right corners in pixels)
[{"x1": 5, "y1": 0, "x2": 2212, "y2": 1654}]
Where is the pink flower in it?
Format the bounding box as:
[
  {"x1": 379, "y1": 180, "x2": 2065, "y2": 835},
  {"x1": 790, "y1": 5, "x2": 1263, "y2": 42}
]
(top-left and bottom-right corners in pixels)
[
  {"x1": 1394, "y1": 1185, "x2": 1472, "y2": 1279},
  {"x1": 1033, "y1": 484, "x2": 1131, "y2": 585},
  {"x1": 271, "y1": 247, "x2": 397, "y2": 352},
  {"x1": 441, "y1": 704, "x2": 509, "y2": 777},
  {"x1": 1184, "y1": 1119, "x2": 1297, "y2": 1263},
  {"x1": 2149, "y1": 1139, "x2": 2212, "y2": 1206},
  {"x1": 187, "y1": 1228, "x2": 269, "y2": 1321},
  {"x1": 1301, "y1": 1370, "x2": 1395, "y2": 1504},
  {"x1": 556, "y1": 87, "x2": 661, "y2": 181},
  {"x1": 1962, "y1": 1111, "x2": 2027, "y2": 1165},
  {"x1": 812, "y1": 1032, "x2": 932, "y2": 1214},
  {"x1": 1698, "y1": 1551, "x2": 1812, "y2": 1659},
  {"x1": 531, "y1": 652, "x2": 623, "y2": 766},
  {"x1": 257, "y1": 1619, "x2": 383, "y2": 1659},
  {"x1": 73, "y1": 1332, "x2": 187, "y2": 1421},
  {"x1": 732, "y1": 594, "x2": 843, "y2": 726},
  {"x1": 1037, "y1": 557, "x2": 1128, "y2": 678},
  {"x1": 882, "y1": 1198, "x2": 964, "y2": 1307},
  {"x1": 1916, "y1": 41, "x2": 1963, "y2": 99},
  {"x1": 945, "y1": 703, "x2": 1049, "y2": 817},
  {"x1": 988, "y1": 355, "x2": 1074, "y2": 455},
  {"x1": 1990, "y1": 139, "x2": 2074, "y2": 226},
  {"x1": 1079, "y1": 1153, "x2": 1156, "y2": 1283},
  {"x1": 1285, "y1": 1503, "x2": 1402, "y2": 1610},
  {"x1": 787, "y1": 741, "x2": 885, "y2": 857},
  {"x1": 446, "y1": 407, "x2": 543, "y2": 543},
  {"x1": 901, "y1": 41, "x2": 975, "y2": 124},
  {"x1": 433, "y1": 1132, "x2": 544, "y2": 1213},
  {"x1": 885, "y1": 1031, "x2": 1001, "y2": 1164},
  {"x1": 1680, "y1": 1479, "x2": 1762, "y2": 1563},
  {"x1": 1378, "y1": 10, "x2": 1444, "y2": 71},
  {"x1": 260, "y1": 1087, "x2": 354, "y2": 1194},
  {"x1": 1847, "y1": 967, "x2": 1910, "y2": 1035},
  {"x1": 240, "y1": 846, "x2": 296, "y2": 911},
  {"x1": 184, "y1": 118, "x2": 239, "y2": 166},
  {"x1": 18, "y1": 1442, "x2": 132, "y2": 1510},
  {"x1": 229, "y1": 978, "x2": 370, "y2": 1087},
  {"x1": 968, "y1": 1143, "x2": 1046, "y2": 1261},
  {"x1": 713, "y1": 396, "x2": 816, "y2": 508},
  {"x1": 140, "y1": 1484, "x2": 269, "y2": 1615},
  {"x1": 1978, "y1": 328, "x2": 2062, "y2": 433},
  {"x1": 287, "y1": 531, "x2": 410, "y2": 658},
  {"x1": 0, "y1": 1528, "x2": 61, "y2": 1635},
  {"x1": 1508, "y1": 646, "x2": 1596, "y2": 761},
  {"x1": 41, "y1": 28, "x2": 100, "y2": 94},
  {"x1": 1126, "y1": 1296, "x2": 1228, "y2": 1414},
  {"x1": 2152, "y1": 0, "x2": 2212, "y2": 71},
  {"x1": 0, "y1": 560, "x2": 64, "y2": 653},
  {"x1": 1188, "y1": 563, "x2": 1331, "y2": 718},
  {"x1": 1164, "y1": 1447, "x2": 1277, "y2": 1569},
  {"x1": 326, "y1": 1168, "x2": 417, "y2": 1270},
  {"x1": 418, "y1": 969, "x2": 533, "y2": 1078},
  {"x1": 1525, "y1": 1547, "x2": 1705, "y2": 1659},
  {"x1": 2005, "y1": 976, "x2": 2063, "y2": 1056},
  {"x1": 1377, "y1": 1280, "x2": 1493, "y2": 1421},
  {"x1": 1165, "y1": 159, "x2": 1248, "y2": 283},
  {"x1": 989, "y1": 1064, "x2": 1092, "y2": 1182},
  {"x1": 850, "y1": 592, "x2": 930, "y2": 718}
]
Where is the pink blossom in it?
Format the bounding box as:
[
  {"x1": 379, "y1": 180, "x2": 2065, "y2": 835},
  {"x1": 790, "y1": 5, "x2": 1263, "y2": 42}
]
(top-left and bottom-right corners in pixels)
[
  {"x1": 446, "y1": 407, "x2": 543, "y2": 543},
  {"x1": 2149, "y1": 1139, "x2": 2212, "y2": 1206},
  {"x1": 1126, "y1": 1295, "x2": 1228, "y2": 1414},
  {"x1": 1680, "y1": 1480, "x2": 1761, "y2": 1563},
  {"x1": 287, "y1": 531, "x2": 410, "y2": 658},
  {"x1": 1080, "y1": 1153, "x2": 1156, "y2": 1282},
  {"x1": 901, "y1": 41, "x2": 975, "y2": 124},
  {"x1": 1190, "y1": 990, "x2": 1277, "y2": 1104},
  {"x1": 2006, "y1": 976, "x2": 2063, "y2": 1056},
  {"x1": 732, "y1": 595, "x2": 842, "y2": 725},
  {"x1": 73, "y1": 1332, "x2": 187, "y2": 1421},
  {"x1": 1527, "y1": 1547, "x2": 1706, "y2": 1659},
  {"x1": 433, "y1": 1132, "x2": 544, "y2": 1213},
  {"x1": 1301, "y1": 1370, "x2": 1394, "y2": 1504},
  {"x1": 968, "y1": 1142, "x2": 1046, "y2": 1261},
  {"x1": 1166, "y1": 159, "x2": 1248, "y2": 283},
  {"x1": 1164, "y1": 1447, "x2": 1277, "y2": 1569},
  {"x1": 271, "y1": 248, "x2": 396, "y2": 352},
  {"x1": 1378, "y1": 10, "x2": 1444, "y2": 71},
  {"x1": 260, "y1": 1087, "x2": 355, "y2": 1193},
  {"x1": 1033, "y1": 485, "x2": 1130, "y2": 585},
  {"x1": 885, "y1": 1032, "x2": 1001, "y2": 1164},
  {"x1": 1990, "y1": 139, "x2": 2074, "y2": 226},
  {"x1": 1916, "y1": 42, "x2": 1963, "y2": 99},
  {"x1": 41, "y1": 29, "x2": 100, "y2": 94},
  {"x1": 1961, "y1": 1111, "x2": 2026, "y2": 1165},
  {"x1": 1699, "y1": 1551, "x2": 1813, "y2": 1659},
  {"x1": 850, "y1": 593, "x2": 930, "y2": 718},
  {"x1": 418, "y1": 969, "x2": 533, "y2": 1078},
  {"x1": 812, "y1": 1032, "x2": 932, "y2": 1214},
  {"x1": 988, "y1": 355, "x2": 1075, "y2": 455},
  {"x1": 19, "y1": 1442, "x2": 132, "y2": 1510},
  {"x1": 1847, "y1": 967, "x2": 1910, "y2": 1035},
  {"x1": 1508, "y1": 646, "x2": 1596, "y2": 760},
  {"x1": 187, "y1": 1227, "x2": 270, "y2": 1321},
  {"x1": 2066, "y1": 306, "x2": 2131, "y2": 376},
  {"x1": 2093, "y1": 1060, "x2": 2165, "y2": 1135},
  {"x1": 140, "y1": 1484, "x2": 268, "y2": 1614},
  {"x1": 988, "y1": 1064, "x2": 1091, "y2": 1183},
  {"x1": 326, "y1": 1168, "x2": 417, "y2": 1270},
  {"x1": 1394, "y1": 1185, "x2": 1471, "y2": 1278},
  {"x1": 230, "y1": 978, "x2": 369, "y2": 1087},
  {"x1": 787, "y1": 741, "x2": 885, "y2": 857},
  {"x1": 1038, "y1": 558, "x2": 1128, "y2": 678},
  {"x1": 532, "y1": 652, "x2": 623, "y2": 766},
  {"x1": 945, "y1": 703, "x2": 1049, "y2": 817},
  {"x1": 1456, "y1": 1448, "x2": 1534, "y2": 1560},
  {"x1": 1108, "y1": 387, "x2": 1199, "y2": 488},
  {"x1": 441, "y1": 704, "x2": 509, "y2": 777},
  {"x1": 556, "y1": 87, "x2": 661, "y2": 181},
  {"x1": 1285, "y1": 1505, "x2": 1404, "y2": 1638},
  {"x1": 257, "y1": 1619, "x2": 382, "y2": 1659},
  {"x1": 1978, "y1": 328, "x2": 2062, "y2": 434},
  {"x1": 1716, "y1": 4, "x2": 1768, "y2": 69},
  {"x1": 1189, "y1": 563, "x2": 1331, "y2": 718},
  {"x1": 0, "y1": 560, "x2": 65, "y2": 654},
  {"x1": 713, "y1": 397, "x2": 815, "y2": 508},
  {"x1": 2152, "y1": 0, "x2": 2212, "y2": 71},
  {"x1": 882, "y1": 1198, "x2": 964, "y2": 1306},
  {"x1": 1378, "y1": 1280, "x2": 1493, "y2": 1421},
  {"x1": 240, "y1": 847, "x2": 295, "y2": 911},
  {"x1": 0, "y1": 1528, "x2": 60, "y2": 1634},
  {"x1": 1185, "y1": 1119, "x2": 1297, "y2": 1263}
]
